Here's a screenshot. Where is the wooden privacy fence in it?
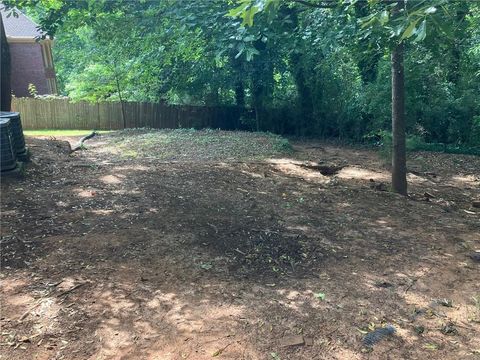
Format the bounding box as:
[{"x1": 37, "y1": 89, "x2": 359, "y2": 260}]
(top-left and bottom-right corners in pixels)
[{"x1": 12, "y1": 98, "x2": 243, "y2": 130}]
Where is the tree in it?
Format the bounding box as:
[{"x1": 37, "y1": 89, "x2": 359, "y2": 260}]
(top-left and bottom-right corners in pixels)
[
  {"x1": 391, "y1": 1, "x2": 407, "y2": 194},
  {"x1": 230, "y1": 0, "x2": 457, "y2": 195},
  {"x1": 5, "y1": 0, "x2": 478, "y2": 153}
]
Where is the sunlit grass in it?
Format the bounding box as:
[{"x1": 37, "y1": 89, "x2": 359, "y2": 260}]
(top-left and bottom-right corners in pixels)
[{"x1": 100, "y1": 128, "x2": 293, "y2": 161}]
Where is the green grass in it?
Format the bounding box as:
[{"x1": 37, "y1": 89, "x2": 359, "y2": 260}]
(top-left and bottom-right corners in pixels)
[{"x1": 24, "y1": 129, "x2": 112, "y2": 137}]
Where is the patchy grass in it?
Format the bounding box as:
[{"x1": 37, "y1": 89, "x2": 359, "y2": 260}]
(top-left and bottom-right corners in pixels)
[
  {"x1": 97, "y1": 128, "x2": 293, "y2": 161},
  {"x1": 24, "y1": 129, "x2": 113, "y2": 137}
]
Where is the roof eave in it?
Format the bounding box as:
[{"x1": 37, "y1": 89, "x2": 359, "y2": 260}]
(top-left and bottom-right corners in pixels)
[{"x1": 6, "y1": 35, "x2": 53, "y2": 43}]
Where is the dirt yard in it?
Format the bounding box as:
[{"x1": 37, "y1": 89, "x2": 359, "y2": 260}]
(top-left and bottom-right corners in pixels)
[{"x1": 1, "y1": 130, "x2": 479, "y2": 360}]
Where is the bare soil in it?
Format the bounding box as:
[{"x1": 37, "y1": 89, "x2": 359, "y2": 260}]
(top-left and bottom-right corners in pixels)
[{"x1": 1, "y1": 132, "x2": 479, "y2": 360}]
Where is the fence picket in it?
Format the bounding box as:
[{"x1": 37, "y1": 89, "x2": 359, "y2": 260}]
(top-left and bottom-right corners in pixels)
[{"x1": 12, "y1": 98, "x2": 243, "y2": 131}]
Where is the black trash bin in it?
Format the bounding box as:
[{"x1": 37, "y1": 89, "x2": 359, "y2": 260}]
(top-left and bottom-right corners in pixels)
[
  {"x1": 0, "y1": 112, "x2": 29, "y2": 161},
  {"x1": 0, "y1": 118, "x2": 17, "y2": 172}
]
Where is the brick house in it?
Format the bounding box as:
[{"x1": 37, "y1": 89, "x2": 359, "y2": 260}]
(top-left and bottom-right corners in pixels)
[{"x1": 0, "y1": 7, "x2": 57, "y2": 97}]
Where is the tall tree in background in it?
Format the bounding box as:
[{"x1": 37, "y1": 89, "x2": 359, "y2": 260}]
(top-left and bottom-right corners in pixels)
[
  {"x1": 390, "y1": 0, "x2": 407, "y2": 194},
  {"x1": 232, "y1": 0, "x2": 455, "y2": 195},
  {"x1": 3, "y1": 0, "x2": 478, "y2": 174},
  {"x1": 356, "y1": 0, "x2": 456, "y2": 195},
  {"x1": 0, "y1": 14, "x2": 11, "y2": 111}
]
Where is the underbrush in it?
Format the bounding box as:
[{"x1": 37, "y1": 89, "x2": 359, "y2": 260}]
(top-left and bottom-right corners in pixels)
[{"x1": 364, "y1": 130, "x2": 480, "y2": 165}]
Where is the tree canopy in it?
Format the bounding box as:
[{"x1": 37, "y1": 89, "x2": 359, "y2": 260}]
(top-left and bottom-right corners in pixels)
[{"x1": 3, "y1": 0, "x2": 479, "y2": 146}]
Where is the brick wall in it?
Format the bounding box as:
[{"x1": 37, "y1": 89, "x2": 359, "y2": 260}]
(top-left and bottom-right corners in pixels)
[{"x1": 9, "y1": 42, "x2": 50, "y2": 97}]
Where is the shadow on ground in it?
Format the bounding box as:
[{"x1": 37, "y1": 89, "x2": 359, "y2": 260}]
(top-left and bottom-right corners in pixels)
[{"x1": 1, "y1": 136, "x2": 479, "y2": 359}]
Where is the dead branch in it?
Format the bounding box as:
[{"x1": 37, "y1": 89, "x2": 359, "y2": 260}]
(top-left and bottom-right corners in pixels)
[
  {"x1": 57, "y1": 283, "x2": 86, "y2": 297},
  {"x1": 70, "y1": 131, "x2": 97, "y2": 153}
]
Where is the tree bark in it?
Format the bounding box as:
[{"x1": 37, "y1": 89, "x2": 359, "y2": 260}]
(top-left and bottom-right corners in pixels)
[
  {"x1": 235, "y1": 81, "x2": 245, "y2": 108},
  {"x1": 0, "y1": 15, "x2": 12, "y2": 111},
  {"x1": 230, "y1": 53, "x2": 246, "y2": 108},
  {"x1": 113, "y1": 65, "x2": 126, "y2": 129},
  {"x1": 391, "y1": 41, "x2": 407, "y2": 195},
  {"x1": 291, "y1": 52, "x2": 314, "y2": 136},
  {"x1": 251, "y1": 39, "x2": 274, "y2": 132}
]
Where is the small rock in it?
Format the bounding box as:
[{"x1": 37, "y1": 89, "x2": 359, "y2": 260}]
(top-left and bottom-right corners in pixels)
[
  {"x1": 469, "y1": 252, "x2": 480, "y2": 263},
  {"x1": 370, "y1": 180, "x2": 388, "y2": 191},
  {"x1": 304, "y1": 337, "x2": 314, "y2": 346},
  {"x1": 440, "y1": 322, "x2": 458, "y2": 335},
  {"x1": 433, "y1": 298, "x2": 453, "y2": 307},
  {"x1": 363, "y1": 325, "x2": 396, "y2": 347},
  {"x1": 414, "y1": 325, "x2": 425, "y2": 335},
  {"x1": 473, "y1": 200, "x2": 480, "y2": 208},
  {"x1": 279, "y1": 335, "x2": 305, "y2": 347},
  {"x1": 374, "y1": 281, "x2": 393, "y2": 288}
]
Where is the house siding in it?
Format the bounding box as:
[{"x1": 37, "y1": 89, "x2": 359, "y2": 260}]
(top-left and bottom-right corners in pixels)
[{"x1": 9, "y1": 41, "x2": 51, "y2": 97}]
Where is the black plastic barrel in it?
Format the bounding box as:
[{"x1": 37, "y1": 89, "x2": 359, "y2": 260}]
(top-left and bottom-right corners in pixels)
[
  {"x1": 0, "y1": 118, "x2": 17, "y2": 172},
  {"x1": 0, "y1": 112, "x2": 28, "y2": 161}
]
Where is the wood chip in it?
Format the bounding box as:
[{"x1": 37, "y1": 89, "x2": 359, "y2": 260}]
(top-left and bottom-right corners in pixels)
[{"x1": 279, "y1": 335, "x2": 305, "y2": 347}]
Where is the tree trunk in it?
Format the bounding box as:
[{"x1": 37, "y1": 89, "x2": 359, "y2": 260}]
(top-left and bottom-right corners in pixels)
[
  {"x1": 230, "y1": 53, "x2": 245, "y2": 108},
  {"x1": 449, "y1": 4, "x2": 468, "y2": 86},
  {"x1": 291, "y1": 52, "x2": 314, "y2": 136},
  {"x1": 235, "y1": 81, "x2": 245, "y2": 108},
  {"x1": 113, "y1": 68, "x2": 126, "y2": 129},
  {"x1": 391, "y1": 42, "x2": 407, "y2": 195},
  {"x1": 0, "y1": 15, "x2": 12, "y2": 111},
  {"x1": 250, "y1": 39, "x2": 273, "y2": 132},
  {"x1": 252, "y1": 90, "x2": 262, "y2": 132}
]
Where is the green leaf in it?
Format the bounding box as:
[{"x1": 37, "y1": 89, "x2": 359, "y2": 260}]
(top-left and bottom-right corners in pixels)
[
  {"x1": 314, "y1": 292, "x2": 326, "y2": 300},
  {"x1": 360, "y1": 13, "x2": 377, "y2": 29},
  {"x1": 414, "y1": 20, "x2": 426, "y2": 42},
  {"x1": 379, "y1": 10, "x2": 389, "y2": 26},
  {"x1": 424, "y1": 343, "x2": 438, "y2": 351},
  {"x1": 424, "y1": 6, "x2": 437, "y2": 14},
  {"x1": 401, "y1": 19, "x2": 420, "y2": 40},
  {"x1": 200, "y1": 262, "x2": 213, "y2": 270},
  {"x1": 245, "y1": 47, "x2": 259, "y2": 61},
  {"x1": 270, "y1": 353, "x2": 281, "y2": 360},
  {"x1": 243, "y1": 6, "x2": 259, "y2": 27},
  {"x1": 228, "y1": 3, "x2": 249, "y2": 18}
]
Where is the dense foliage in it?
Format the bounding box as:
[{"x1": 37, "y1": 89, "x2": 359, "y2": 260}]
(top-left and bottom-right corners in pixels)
[{"x1": 6, "y1": 0, "x2": 480, "y2": 146}]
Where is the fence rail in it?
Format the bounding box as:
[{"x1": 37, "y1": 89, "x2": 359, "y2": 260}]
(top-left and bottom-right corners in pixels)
[{"x1": 12, "y1": 98, "x2": 243, "y2": 130}]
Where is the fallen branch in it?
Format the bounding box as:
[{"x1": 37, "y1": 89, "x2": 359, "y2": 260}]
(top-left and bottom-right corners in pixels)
[
  {"x1": 212, "y1": 342, "x2": 233, "y2": 357},
  {"x1": 57, "y1": 283, "x2": 86, "y2": 297},
  {"x1": 404, "y1": 278, "x2": 417, "y2": 294},
  {"x1": 70, "y1": 131, "x2": 97, "y2": 153},
  {"x1": 18, "y1": 300, "x2": 43, "y2": 321},
  {"x1": 234, "y1": 248, "x2": 246, "y2": 256},
  {"x1": 207, "y1": 222, "x2": 219, "y2": 234}
]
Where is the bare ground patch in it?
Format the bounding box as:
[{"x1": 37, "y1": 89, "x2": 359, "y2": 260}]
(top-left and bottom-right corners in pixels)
[{"x1": 1, "y1": 132, "x2": 479, "y2": 359}]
